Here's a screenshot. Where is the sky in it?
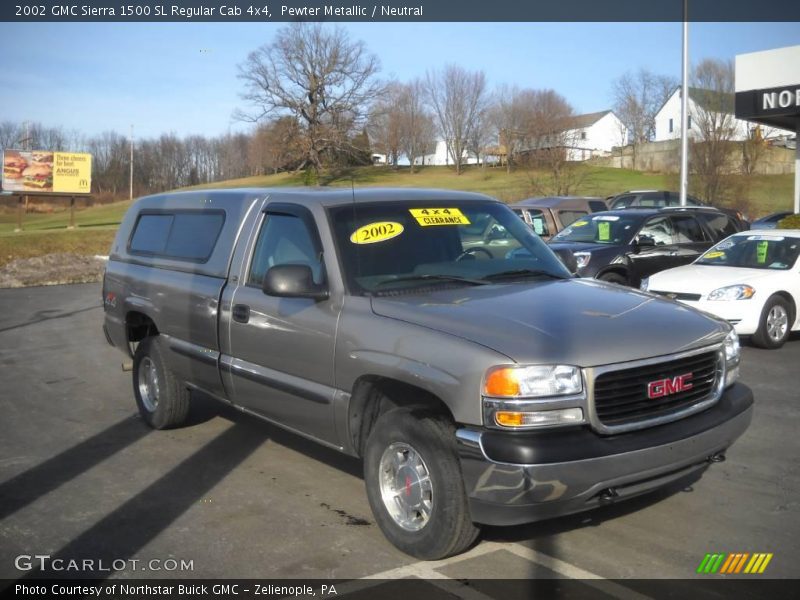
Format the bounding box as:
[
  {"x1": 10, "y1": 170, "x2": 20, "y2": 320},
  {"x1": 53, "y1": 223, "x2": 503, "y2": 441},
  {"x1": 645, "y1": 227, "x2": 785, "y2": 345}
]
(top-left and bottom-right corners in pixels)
[{"x1": 1, "y1": 21, "x2": 799, "y2": 141}]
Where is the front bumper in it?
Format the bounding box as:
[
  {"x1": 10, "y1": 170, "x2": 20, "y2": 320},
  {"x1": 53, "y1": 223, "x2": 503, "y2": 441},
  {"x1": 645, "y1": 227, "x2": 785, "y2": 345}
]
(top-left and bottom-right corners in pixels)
[
  {"x1": 674, "y1": 299, "x2": 760, "y2": 335},
  {"x1": 456, "y1": 383, "x2": 753, "y2": 526}
]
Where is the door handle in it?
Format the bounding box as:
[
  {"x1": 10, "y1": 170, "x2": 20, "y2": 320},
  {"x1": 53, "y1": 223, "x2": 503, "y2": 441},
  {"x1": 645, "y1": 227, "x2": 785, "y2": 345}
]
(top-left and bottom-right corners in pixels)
[{"x1": 232, "y1": 304, "x2": 250, "y2": 323}]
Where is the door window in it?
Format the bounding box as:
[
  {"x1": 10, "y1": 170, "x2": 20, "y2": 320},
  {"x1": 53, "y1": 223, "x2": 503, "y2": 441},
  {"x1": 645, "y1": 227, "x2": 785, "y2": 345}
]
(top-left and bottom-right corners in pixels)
[
  {"x1": 638, "y1": 216, "x2": 675, "y2": 245},
  {"x1": 699, "y1": 213, "x2": 739, "y2": 240},
  {"x1": 247, "y1": 213, "x2": 323, "y2": 286},
  {"x1": 671, "y1": 216, "x2": 709, "y2": 243}
]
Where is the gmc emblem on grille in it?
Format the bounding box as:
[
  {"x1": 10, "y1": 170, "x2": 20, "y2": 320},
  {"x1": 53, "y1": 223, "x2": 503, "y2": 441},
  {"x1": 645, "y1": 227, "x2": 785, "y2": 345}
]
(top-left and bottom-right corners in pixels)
[{"x1": 647, "y1": 373, "x2": 693, "y2": 399}]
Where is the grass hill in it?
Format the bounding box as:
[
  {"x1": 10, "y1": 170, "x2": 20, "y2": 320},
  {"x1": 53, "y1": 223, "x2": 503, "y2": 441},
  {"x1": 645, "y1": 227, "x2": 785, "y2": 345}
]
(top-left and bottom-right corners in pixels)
[{"x1": 1, "y1": 164, "x2": 795, "y2": 265}]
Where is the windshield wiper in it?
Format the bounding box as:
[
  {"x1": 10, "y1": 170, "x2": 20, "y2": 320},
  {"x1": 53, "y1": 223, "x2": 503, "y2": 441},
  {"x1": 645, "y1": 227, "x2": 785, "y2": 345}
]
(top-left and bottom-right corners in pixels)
[
  {"x1": 373, "y1": 274, "x2": 490, "y2": 289},
  {"x1": 481, "y1": 269, "x2": 566, "y2": 282}
]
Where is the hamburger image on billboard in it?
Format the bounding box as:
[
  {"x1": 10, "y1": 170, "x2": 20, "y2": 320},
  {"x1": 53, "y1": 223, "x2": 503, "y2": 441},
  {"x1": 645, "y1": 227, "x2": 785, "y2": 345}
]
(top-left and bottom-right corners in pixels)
[
  {"x1": 2, "y1": 150, "x2": 91, "y2": 194},
  {"x1": 23, "y1": 152, "x2": 54, "y2": 191}
]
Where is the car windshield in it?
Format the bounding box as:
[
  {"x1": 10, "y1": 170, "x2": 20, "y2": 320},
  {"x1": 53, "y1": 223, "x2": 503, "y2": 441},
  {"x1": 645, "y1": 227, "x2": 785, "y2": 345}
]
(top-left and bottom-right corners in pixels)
[
  {"x1": 695, "y1": 235, "x2": 800, "y2": 270},
  {"x1": 550, "y1": 214, "x2": 640, "y2": 245},
  {"x1": 329, "y1": 201, "x2": 570, "y2": 294}
]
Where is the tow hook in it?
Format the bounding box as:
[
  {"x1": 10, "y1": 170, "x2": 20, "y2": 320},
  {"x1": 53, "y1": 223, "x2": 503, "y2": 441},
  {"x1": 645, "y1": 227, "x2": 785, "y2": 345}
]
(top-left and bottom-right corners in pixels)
[
  {"x1": 708, "y1": 452, "x2": 726, "y2": 463},
  {"x1": 598, "y1": 488, "x2": 619, "y2": 503}
]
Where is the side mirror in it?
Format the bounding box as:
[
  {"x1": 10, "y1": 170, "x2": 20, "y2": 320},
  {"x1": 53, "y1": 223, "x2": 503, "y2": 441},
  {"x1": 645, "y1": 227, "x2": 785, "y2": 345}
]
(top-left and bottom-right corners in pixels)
[
  {"x1": 552, "y1": 248, "x2": 578, "y2": 275},
  {"x1": 635, "y1": 235, "x2": 656, "y2": 250},
  {"x1": 262, "y1": 264, "x2": 329, "y2": 301}
]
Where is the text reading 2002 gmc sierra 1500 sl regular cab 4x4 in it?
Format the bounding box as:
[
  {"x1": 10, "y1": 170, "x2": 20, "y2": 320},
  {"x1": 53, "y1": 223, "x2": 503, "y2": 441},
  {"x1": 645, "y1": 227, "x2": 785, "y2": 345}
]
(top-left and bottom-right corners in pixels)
[{"x1": 102, "y1": 188, "x2": 753, "y2": 559}]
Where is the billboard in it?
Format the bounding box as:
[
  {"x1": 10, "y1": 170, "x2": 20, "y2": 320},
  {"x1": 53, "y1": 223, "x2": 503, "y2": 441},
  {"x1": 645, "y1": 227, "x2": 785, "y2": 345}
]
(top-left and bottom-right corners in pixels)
[{"x1": 2, "y1": 149, "x2": 92, "y2": 194}]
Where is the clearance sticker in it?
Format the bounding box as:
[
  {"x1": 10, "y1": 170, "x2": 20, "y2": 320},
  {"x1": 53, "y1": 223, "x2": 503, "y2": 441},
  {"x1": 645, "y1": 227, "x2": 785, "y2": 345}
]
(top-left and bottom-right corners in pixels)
[
  {"x1": 703, "y1": 251, "x2": 725, "y2": 259},
  {"x1": 571, "y1": 220, "x2": 588, "y2": 227},
  {"x1": 597, "y1": 221, "x2": 611, "y2": 241},
  {"x1": 409, "y1": 208, "x2": 470, "y2": 226},
  {"x1": 756, "y1": 240, "x2": 769, "y2": 263},
  {"x1": 350, "y1": 221, "x2": 404, "y2": 245}
]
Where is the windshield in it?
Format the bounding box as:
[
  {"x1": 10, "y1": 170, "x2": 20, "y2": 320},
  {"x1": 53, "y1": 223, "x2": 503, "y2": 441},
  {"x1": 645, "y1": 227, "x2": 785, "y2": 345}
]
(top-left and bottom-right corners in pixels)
[
  {"x1": 329, "y1": 201, "x2": 570, "y2": 294},
  {"x1": 695, "y1": 234, "x2": 800, "y2": 270},
  {"x1": 551, "y1": 214, "x2": 640, "y2": 245}
]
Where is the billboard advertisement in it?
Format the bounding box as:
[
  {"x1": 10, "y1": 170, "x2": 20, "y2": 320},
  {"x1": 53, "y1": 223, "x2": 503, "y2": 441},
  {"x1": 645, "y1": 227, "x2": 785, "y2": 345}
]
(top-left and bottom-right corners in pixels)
[{"x1": 2, "y1": 149, "x2": 92, "y2": 194}]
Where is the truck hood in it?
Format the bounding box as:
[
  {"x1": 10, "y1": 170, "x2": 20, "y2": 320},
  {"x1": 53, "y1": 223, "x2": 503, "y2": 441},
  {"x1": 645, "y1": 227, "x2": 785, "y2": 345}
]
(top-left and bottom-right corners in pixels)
[
  {"x1": 649, "y1": 264, "x2": 779, "y2": 297},
  {"x1": 370, "y1": 279, "x2": 728, "y2": 367}
]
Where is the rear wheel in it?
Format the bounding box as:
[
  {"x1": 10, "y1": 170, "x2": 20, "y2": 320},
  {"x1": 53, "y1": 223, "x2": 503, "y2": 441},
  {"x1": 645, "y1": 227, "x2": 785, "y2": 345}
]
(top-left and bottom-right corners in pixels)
[
  {"x1": 132, "y1": 336, "x2": 190, "y2": 429},
  {"x1": 752, "y1": 296, "x2": 792, "y2": 349},
  {"x1": 363, "y1": 407, "x2": 479, "y2": 559}
]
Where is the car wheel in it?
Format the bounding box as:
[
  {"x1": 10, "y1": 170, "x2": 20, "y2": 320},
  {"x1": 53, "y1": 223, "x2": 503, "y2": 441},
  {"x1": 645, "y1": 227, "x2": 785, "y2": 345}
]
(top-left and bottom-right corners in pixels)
[
  {"x1": 132, "y1": 336, "x2": 190, "y2": 429},
  {"x1": 363, "y1": 407, "x2": 479, "y2": 559},
  {"x1": 598, "y1": 272, "x2": 627, "y2": 286},
  {"x1": 752, "y1": 296, "x2": 792, "y2": 349}
]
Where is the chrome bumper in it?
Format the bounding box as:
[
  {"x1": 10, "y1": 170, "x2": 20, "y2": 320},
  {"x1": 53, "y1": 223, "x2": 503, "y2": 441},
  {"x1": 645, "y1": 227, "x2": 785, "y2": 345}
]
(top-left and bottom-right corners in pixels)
[{"x1": 456, "y1": 383, "x2": 753, "y2": 526}]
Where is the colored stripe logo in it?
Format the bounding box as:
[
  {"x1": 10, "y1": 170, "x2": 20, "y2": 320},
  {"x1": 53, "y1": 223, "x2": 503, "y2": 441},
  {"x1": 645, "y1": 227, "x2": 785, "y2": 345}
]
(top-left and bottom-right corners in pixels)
[{"x1": 697, "y1": 553, "x2": 773, "y2": 574}]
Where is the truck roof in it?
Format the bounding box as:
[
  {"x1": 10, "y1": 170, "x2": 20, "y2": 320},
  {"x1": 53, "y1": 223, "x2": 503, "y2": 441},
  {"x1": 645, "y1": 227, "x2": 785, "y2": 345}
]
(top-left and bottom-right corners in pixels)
[{"x1": 136, "y1": 187, "x2": 498, "y2": 212}]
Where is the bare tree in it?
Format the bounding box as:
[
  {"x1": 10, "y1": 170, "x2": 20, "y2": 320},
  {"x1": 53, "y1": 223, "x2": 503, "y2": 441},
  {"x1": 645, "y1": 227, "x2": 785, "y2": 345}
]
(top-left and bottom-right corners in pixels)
[
  {"x1": 612, "y1": 68, "x2": 678, "y2": 168},
  {"x1": 368, "y1": 81, "x2": 404, "y2": 166},
  {"x1": 425, "y1": 65, "x2": 488, "y2": 174},
  {"x1": 489, "y1": 86, "x2": 536, "y2": 173},
  {"x1": 237, "y1": 23, "x2": 382, "y2": 173},
  {"x1": 689, "y1": 58, "x2": 737, "y2": 203},
  {"x1": 396, "y1": 79, "x2": 436, "y2": 172}
]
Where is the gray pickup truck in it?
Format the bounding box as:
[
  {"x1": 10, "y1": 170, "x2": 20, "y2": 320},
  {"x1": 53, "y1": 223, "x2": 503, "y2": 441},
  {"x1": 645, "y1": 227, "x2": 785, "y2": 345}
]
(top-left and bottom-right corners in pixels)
[{"x1": 102, "y1": 188, "x2": 753, "y2": 559}]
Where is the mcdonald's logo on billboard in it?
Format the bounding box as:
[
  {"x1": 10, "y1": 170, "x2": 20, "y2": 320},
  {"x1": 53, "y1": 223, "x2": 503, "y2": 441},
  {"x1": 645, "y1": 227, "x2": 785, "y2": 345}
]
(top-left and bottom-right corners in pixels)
[{"x1": 696, "y1": 552, "x2": 773, "y2": 575}]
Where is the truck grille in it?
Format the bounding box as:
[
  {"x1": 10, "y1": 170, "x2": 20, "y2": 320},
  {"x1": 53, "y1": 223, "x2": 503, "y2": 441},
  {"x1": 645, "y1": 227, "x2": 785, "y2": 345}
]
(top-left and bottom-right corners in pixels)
[{"x1": 593, "y1": 350, "x2": 721, "y2": 428}]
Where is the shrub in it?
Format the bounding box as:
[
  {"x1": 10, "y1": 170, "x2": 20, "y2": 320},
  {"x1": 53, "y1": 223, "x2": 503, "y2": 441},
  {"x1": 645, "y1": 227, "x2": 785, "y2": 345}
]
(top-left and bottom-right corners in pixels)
[{"x1": 777, "y1": 213, "x2": 800, "y2": 229}]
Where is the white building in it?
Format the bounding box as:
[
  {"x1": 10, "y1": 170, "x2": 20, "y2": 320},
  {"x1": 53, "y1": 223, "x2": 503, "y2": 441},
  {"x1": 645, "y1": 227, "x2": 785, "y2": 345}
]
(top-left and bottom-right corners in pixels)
[
  {"x1": 413, "y1": 140, "x2": 480, "y2": 167},
  {"x1": 654, "y1": 87, "x2": 783, "y2": 142},
  {"x1": 521, "y1": 110, "x2": 627, "y2": 162},
  {"x1": 562, "y1": 110, "x2": 627, "y2": 161}
]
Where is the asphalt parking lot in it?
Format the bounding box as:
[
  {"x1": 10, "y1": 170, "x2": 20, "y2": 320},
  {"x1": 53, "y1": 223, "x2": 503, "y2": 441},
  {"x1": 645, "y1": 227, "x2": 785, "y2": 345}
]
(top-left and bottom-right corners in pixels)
[{"x1": 1, "y1": 283, "x2": 798, "y2": 588}]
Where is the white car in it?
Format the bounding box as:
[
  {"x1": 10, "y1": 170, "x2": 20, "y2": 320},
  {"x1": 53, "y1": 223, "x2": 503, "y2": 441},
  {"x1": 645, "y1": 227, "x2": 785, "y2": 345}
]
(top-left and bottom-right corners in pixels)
[{"x1": 642, "y1": 229, "x2": 800, "y2": 349}]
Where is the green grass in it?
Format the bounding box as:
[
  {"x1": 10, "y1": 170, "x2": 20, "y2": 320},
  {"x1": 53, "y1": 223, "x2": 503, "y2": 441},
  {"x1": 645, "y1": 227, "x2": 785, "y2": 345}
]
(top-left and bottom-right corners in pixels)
[{"x1": 0, "y1": 164, "x2": 794, "y2": 266}]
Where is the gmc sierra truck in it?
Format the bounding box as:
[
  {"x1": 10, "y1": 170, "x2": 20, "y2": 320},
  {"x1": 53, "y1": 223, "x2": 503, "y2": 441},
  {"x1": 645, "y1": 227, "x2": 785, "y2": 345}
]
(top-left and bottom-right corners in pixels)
[{"x1": 102, "y1": 188, "x2": 753, "y2": 559}]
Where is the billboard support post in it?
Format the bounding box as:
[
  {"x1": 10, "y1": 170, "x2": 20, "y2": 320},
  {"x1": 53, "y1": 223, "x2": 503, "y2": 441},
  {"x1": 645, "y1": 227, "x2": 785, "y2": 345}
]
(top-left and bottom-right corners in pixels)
[
  {"x1": 68, "y1": 196, "x2": 76, "y2": 229},
  {"x1": 15, "y1": 196, "x2": 24, "y2": 232}
]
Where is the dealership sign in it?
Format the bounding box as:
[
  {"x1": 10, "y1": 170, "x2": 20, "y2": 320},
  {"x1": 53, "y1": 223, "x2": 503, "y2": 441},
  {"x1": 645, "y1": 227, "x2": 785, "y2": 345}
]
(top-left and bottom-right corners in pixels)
[
  {"x1": 2, "y1": 150, "x2": 92, "y2": 194},
  {"x1": 735, "y1": 85, "x2": 800, "y2": 124}
]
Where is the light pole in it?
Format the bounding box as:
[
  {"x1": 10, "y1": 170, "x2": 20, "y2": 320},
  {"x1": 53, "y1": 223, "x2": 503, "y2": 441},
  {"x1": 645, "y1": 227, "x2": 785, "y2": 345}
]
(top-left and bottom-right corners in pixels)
[
  {"x1": 129, "y1": 124, "x2": 134, "y2": 202},
  {"x1": 679, "y1": 0, "x2": 690, "y2": 206}
]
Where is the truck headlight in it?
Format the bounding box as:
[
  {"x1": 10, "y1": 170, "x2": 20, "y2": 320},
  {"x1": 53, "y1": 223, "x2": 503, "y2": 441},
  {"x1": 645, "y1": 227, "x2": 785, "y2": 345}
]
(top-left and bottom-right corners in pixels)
[
  {"x1": 640, "y1": 277, "x2": 649, "y2": 291},
  {"x1": 723, "y1": 329, "x2": 740, "y2": 387},
  {"x1": 573, "y1": 251, "x2": 591, "y2": 269},
  {"x1": 484, "y1": 365, "x2": 582, "y2": 398},
  {"x1": 707, "y1": 285, "x2": 755, "y2": 301}
]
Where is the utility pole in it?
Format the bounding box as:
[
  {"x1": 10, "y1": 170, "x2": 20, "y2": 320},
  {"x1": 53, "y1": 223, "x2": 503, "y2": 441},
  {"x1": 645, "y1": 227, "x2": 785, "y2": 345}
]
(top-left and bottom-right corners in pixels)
[
  {"x1": 679, "y1": 0, "x2": 690, "y2": 206},
  {"x1": 129, "y1": 124, "x2": 134, "y2": 202}
]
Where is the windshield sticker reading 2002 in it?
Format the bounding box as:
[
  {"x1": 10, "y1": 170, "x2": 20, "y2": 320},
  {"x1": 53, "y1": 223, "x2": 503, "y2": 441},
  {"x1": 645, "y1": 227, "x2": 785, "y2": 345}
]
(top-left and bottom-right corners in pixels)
[
  {"x1": 409, "y1": 208, "x2": 471, "y2": 226},
  {"x1": 350, "y1": 222, "x2": 404, "y2": 244}
]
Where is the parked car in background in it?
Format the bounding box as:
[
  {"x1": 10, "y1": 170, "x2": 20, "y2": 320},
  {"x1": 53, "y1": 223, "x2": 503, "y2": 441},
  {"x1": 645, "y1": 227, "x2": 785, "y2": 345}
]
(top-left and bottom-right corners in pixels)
[
  {"x1": 607, "y1": 190, "x2": 749, "y2": 229},
  {"x1": 510, "y1": 196, "x2": 608, "y2": 240},
  {"x1": 541, "y1": 207, "x2": 746, "y2": 287},
  {"x1": 643, "y1": 230, "x2": 800, "y2": 348},
  {"x1": 750, "y1": 211, "x2": 796, "y2": 230}
]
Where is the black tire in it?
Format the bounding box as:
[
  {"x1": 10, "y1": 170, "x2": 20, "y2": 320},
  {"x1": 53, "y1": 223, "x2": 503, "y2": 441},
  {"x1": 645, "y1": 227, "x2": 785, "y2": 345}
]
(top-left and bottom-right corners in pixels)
[
  {"x1": 598, "y1": 272, "x2": 627, "y2": 286},
  {"x1": 751, "y1": 295, "x2": 792, "y2": 349},
  {"x1": 363, "y1": 406, "x2": 479, "y2": 560},
  {"x1": 132, "y1": 336, "x2": 190, "y2": 429}
]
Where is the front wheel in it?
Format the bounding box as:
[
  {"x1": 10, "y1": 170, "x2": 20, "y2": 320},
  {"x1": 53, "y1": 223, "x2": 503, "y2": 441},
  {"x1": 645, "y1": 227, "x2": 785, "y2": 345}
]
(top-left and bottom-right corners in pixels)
[
  {"x1": 363, "y1": 407, "x2": 479, "y2": 559},
  {"x1": 598, "y1": 272, "x2": 627, "y2": 286},
  {"x1": 752, "y1": 296, "x2": 792, "y2": 349},
  {"x1": 132, "y1": 336, "x2": 190, "y2": 429}
]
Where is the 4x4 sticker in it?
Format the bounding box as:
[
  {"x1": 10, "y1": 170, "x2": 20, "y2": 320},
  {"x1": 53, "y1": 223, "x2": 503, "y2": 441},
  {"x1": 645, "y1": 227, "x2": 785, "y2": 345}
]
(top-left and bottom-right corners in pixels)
[
  {"x1": 350, "y1": 221, "x2": 404, "y2": 244},
  {"x1": 409, "y1": 208, "x2": 471, "y2": 226}
]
